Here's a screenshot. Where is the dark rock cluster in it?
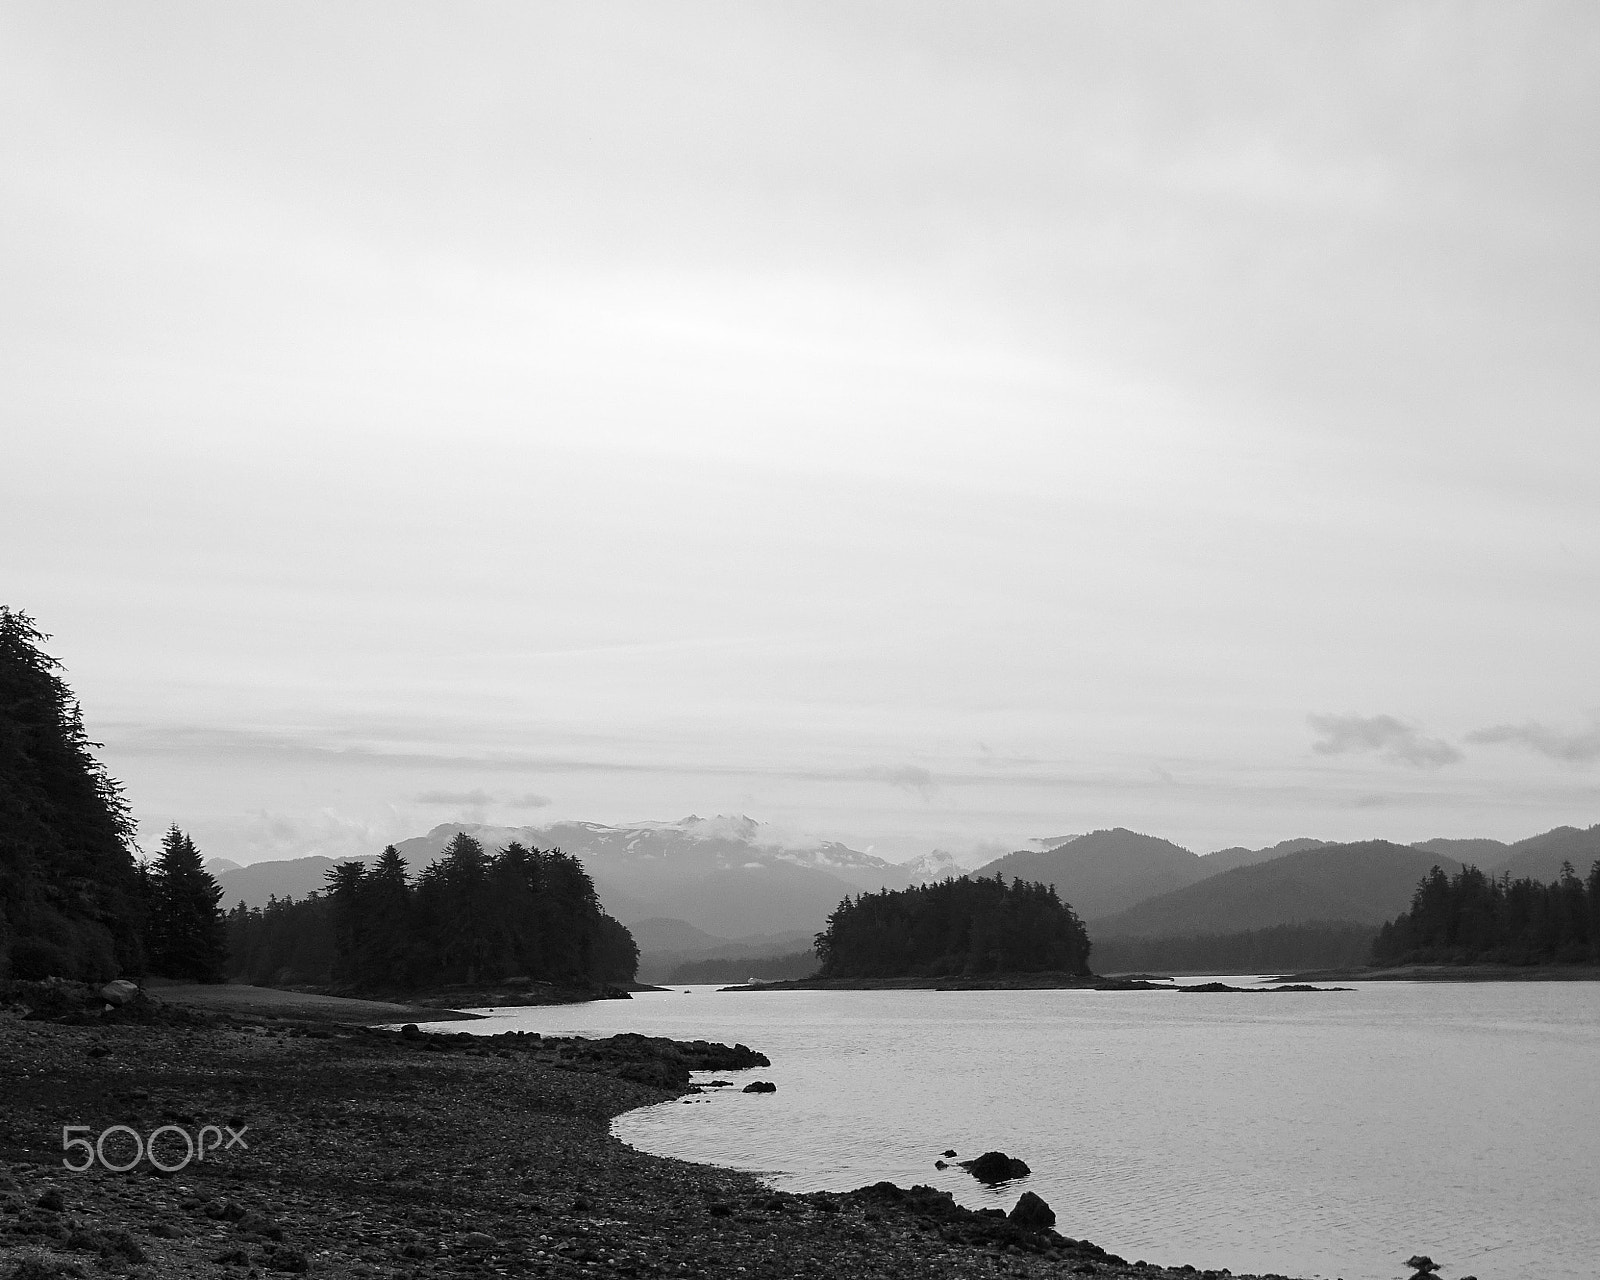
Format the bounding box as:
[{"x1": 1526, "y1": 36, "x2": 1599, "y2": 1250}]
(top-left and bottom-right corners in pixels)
[{"x1": 958, "y1": 1150, "x2": 1033, "y2": 1183}]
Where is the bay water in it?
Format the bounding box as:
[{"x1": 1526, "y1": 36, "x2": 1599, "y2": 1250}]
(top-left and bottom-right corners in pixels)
[{"x1": 451, "y1": 981, "x2": 1599, "y2": 1280}]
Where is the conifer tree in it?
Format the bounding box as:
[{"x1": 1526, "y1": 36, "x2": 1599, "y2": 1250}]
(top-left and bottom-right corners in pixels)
[
  {"x1": 146, "y1": 825, "x2": 228, "y2": 981},
  {"x1": 361, "y1": 845, "x2": 414, "y2": 986},
  {"x1": 0, "y1": 605, "x2": 144, "y2": 980},
  {"x1": 323, "y1": 860, "x2": 368, "y2": 984}
]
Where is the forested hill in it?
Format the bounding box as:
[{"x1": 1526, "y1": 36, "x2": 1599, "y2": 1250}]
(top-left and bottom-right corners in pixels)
[
  {"x1": 1089, "y1": 840, "x2": 1461, "y2": 937},
  {"x1": 814, "y1": 875, "x2": 1091, "y2": 979},
  {"x1": 0, "y1": 607, "x2": 145, "y2": 982}
]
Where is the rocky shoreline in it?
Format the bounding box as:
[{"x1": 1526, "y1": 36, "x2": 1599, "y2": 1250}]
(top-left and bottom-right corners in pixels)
[
  {"x1": 0, "y1": 985, "x2": 1312, "y2": 1279},
  {"x1": 1279, "y1": 962, "x2": 1600, "y2": 983},
  {"x1": 723, "y1": 973, "x2": 1106, "y2": 992},
  {"x1": 722, "y1": 974, "x2": 1348, "y2": 994}
]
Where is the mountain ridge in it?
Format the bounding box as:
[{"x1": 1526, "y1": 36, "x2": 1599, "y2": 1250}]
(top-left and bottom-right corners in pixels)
[{"x1": 1089, "y1": 840, "x2": 1466, "y2": 938}]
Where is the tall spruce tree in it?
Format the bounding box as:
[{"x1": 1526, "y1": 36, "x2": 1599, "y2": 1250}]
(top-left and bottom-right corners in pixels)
[
  {"x1": 146, "y1": 825, "x2": 228, "y2": 981},
  {"x1": 0, "y1": 605, "x2": 144, "y2": 980}
]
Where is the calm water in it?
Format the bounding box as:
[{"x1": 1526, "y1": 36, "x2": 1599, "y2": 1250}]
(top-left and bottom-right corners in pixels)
[{"x1": 446, "y1": 981, "x2": 1600, "y2": 1280}]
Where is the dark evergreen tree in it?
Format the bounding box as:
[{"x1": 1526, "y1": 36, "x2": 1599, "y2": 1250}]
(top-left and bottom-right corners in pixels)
[
  {"x1": 145, "y1": 825, "x2": 228, "y2": 981},
  {"x1": 360, "y1": 845, "x2": 415, "y2": 985},
  {"x1": 323, "y1": 860, "x2": 369, "y2": 985},
  {"x1": 0, "y1": 606, "x2": 144, "y2": 980}
]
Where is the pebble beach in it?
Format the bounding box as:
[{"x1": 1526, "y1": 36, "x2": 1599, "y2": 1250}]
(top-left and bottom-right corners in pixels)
[{"x1": 0, "y1": 986, "x2": 1310, "y2": 1280}]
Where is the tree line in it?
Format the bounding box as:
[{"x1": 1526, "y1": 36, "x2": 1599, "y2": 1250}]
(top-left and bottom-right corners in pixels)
[
  {"x1": 1092, "y1": 921, "x2": 1378, "y2": 976},
  {"x1": 227, "y1": 832, "x2": 638, "y2": 991},
  {"x1": 668, "y1": 950, "x2": 819, "y2": 985},
  {"x1": 1372, "y1": 861, "x2": 1600, "y2": 965},
  {"x1": 813, "y1": 874, "x2": 1092, "y2": 979}
]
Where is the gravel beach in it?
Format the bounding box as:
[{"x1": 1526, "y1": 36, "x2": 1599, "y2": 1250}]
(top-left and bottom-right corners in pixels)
[{"x1": 0, "y1": 987, "x2": 1310, "y2": 1280}]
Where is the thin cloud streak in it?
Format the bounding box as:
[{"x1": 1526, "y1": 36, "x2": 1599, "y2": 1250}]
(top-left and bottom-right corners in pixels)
[
  {"x1": 1307, "y1": 713, "x2": 1462, "y2": 769},
  {"x1": 1466, "y1": 719, "x2": 1600, "y2": 765}
]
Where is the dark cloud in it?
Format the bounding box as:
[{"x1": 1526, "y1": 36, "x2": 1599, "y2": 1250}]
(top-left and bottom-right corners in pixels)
[
  {"x1": 416, "y1": 788, "x2": 495, "y2": 807},
  {"x1": 508, "y1": 792, "x2": 554, "y2": 808},
  {"x1": 1465, "y1": 719, "x2": 1600, "y2": 764},
  {"x1": 1308, "y1": 713, "x2": 1462, "y2": 768}
]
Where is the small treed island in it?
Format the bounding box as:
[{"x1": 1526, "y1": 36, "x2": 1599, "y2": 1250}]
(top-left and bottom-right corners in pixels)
[{"x1": 812, "y1": 877, "x2": 1092, "y2": 979}]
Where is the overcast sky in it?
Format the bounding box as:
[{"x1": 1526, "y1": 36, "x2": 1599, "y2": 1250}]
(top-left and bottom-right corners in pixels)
[{"x1": 4, "y1": 2, "x2": 1597, "y2": 866}]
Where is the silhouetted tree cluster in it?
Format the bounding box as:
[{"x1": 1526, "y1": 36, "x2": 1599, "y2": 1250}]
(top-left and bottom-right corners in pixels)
[
  {"x1": 1093, "y1": 921, "x2": 1378, "y2": 975},
  {"x1": 668, "y1": 950, "x2": 819, "y2": 985},
  {"x1": 1373, "y1": 862, "x2": 1600, "y2": 965},
  {"x1": 223, "y1": 893, "x2": 335, "y2": 987},
  {"x1": 226, "y1": 833, "x2": 638, "y2": 990},
  {"x1": 814, "y1": 874, "x2": 1091, "y2": 978},
  {"x1": 0, "y1": 607, "x2": 144, "y2": 981},
  {"x1": 144, "y1": 825, "x2": 229, "y2": 980}
]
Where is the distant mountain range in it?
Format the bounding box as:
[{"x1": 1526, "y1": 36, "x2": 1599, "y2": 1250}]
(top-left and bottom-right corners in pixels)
[
  {"x1": 625, "y1": 916, "x2": 817, "y2": 984},
  {"x1": 215, "y1": 854, "x2": 377, "y2": 910},
  {"x1": 212, "y1": 816, "x2": 1600, "y2": 974},
  {"x1": 971, "y1": 829, "x2": 1326, "y2": 920},
  {"x1": 1089, "y1": 840, "x2": 1463, "y2": 937},
  {"x1": 385, "y1": 815, "x2": 925, "y2": 939},
  {"x1": 216, "y1": 813, "x2": 936, "y2": 942}
]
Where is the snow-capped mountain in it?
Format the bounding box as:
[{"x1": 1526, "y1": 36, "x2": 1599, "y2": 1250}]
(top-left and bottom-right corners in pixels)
[
  {"x1": 389, "y1": 814, "x2": 913, "y2": 938},
  {"x1": 896, "y1": 850, "x2": 963, "y2": 884}
]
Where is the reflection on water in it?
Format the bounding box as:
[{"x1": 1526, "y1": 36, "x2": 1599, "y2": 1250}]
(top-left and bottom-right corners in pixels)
[{"x1": 459, "y1": 980, "x2": 1600, "y2": 1280}]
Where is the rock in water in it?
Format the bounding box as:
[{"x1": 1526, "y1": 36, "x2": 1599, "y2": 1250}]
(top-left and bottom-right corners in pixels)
[
  {"x1": 1405, "y1": 1259, "x2": 1440, "y2": 1275},
  {"x1": 742, "y1": 1081, "x2": 777, "y2": 1093},
  {"x1": 958, "y1": 1151, "x2": 1031, "y2": 1183},
  {"x1": 1008, "y1": 1191, "x2": 1055, "y2": 1229}
]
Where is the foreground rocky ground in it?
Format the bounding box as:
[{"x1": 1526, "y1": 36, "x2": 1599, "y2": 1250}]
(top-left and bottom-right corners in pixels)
[{"x1": 0, "y1": 985, "x2": 1309, "y2": 1280}]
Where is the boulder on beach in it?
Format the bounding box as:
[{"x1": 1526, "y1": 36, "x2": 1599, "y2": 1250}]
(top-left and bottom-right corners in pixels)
[
  {"x1": 99, "y1": 979, "x2": 139, "y2": 1007},
  {"x1": 1008, "y1": 1190, "x2": 1055, "y2": 1229},
  {"x1": 958, "y1": 1151, "x2": 1031, "y2": 1183}
]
